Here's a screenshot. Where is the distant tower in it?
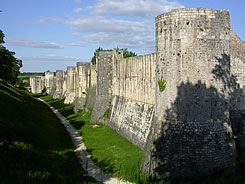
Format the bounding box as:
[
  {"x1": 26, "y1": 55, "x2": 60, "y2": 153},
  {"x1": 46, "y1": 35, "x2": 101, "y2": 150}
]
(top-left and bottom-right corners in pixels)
[
  {"x1": 64, "y1": 66, "x2": 76, "y2": 104},
  {"x1": 53, "y1": 70, "x2": 64, "y2": 99}
]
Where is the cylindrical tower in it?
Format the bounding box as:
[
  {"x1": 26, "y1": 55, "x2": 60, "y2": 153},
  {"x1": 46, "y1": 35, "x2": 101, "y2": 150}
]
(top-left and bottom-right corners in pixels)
[{"x1": 143, "y1": 8, "x2": 237, "y2": 178}]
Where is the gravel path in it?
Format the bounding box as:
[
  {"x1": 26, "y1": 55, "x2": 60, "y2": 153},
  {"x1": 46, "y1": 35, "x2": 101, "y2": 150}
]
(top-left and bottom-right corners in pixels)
[{"x1": 40, "y1": 99, "x2": 132, "y2": 184}]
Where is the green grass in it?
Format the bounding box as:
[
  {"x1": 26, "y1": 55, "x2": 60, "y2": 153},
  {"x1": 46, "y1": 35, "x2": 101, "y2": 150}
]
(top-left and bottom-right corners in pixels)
[
  {"x1": 39, "y1": 95, "x2": 245, "y2": 184},
  {"x1": 39, "y1": 96, "x2": 151, "y2": 183},
  {"x1": 0, "y1": 82, "x2": 96, "y2": 184}
]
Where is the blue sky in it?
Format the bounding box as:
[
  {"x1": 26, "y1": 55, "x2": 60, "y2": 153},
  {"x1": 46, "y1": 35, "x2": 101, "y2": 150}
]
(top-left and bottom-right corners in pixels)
[{"x1": 1, "y1": 0, "x2": 244, "y2": 72}]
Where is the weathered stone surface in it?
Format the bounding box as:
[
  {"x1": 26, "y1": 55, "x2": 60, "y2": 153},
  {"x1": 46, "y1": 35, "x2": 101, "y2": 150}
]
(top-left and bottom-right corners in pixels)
[
  {"x1": 143, "y1": 8, "x2": 237, "y2": 179},
  {"x1": 85, "y1": 64, "x2": 96, "y2": 110},
  {"x1": 53, "y1": 70, "x2": 64, "y2": 99},
  {"x1": 30, "y1": 76, "x2": 44, "y2": 93},
  {"x1": 109, "y1": 53, "x2": 156, "y2": 148},
  {"x1": 110, "y1": 96, "x2": 154, "y2": 149},
  {"x1": 64, "y1": 66, "x2": 76, "y2": 104},
  {"x1": 90, "y1": 51, "x2": 123, "y2": 123},
  {"x1": 44, "y1": 72, "x2": 55, "y2": 95},
  {"x1": 32, "y1": 7, "x2": 245, "y2": 179},
  {"x1": 73, "y1": 62, "x2": 90, "y2": 112}
]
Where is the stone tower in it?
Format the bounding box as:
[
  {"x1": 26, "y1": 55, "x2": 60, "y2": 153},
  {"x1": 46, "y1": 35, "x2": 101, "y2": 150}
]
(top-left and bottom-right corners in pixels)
[
  {"x1": 143, "y1": 8, "x2": 237, "y2": 178},
  {"x1": 64, "y1": 66, "x2": 76, "y2": 104},
  {"x1": 44, "y1": 72, "x2": 54, "y2": 94},
  {"x1": 90, "y1": 50, "x2": 123, "y2": 123},
  {"x1": 53, "y1": 70, "x2": 64, "y2": 99},
  {"x1": 74, "y1": 62, "x2": 90, "y2": 112}
]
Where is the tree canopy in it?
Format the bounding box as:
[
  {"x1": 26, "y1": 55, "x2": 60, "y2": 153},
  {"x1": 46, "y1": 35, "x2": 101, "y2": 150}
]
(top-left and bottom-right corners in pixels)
[
  {"x1": 91, "y1": 47, "x2": 137, "y2": 65},
  {"x1": 0, "y1": 30, "x2": 22, "y2": 84}
]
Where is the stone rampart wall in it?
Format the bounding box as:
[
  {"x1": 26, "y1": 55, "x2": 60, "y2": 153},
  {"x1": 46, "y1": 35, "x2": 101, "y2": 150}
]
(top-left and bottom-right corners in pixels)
[
  {"x1": 109, "y1": 53, "x2": 156, "y2": 148},
  {"x1": 231, "y1": 28, "x2": 245, "y2": 111},
  {"x1": 29, "y1": 7, "x2": 245, "y2": 179}
]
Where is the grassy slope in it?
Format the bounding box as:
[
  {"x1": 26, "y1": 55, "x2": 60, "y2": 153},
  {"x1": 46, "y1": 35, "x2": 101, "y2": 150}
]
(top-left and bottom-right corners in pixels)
[
  {"x1": 0, "y1": 82, "x2": 95, "y2": 184},
  {"x1": 40, "y1": 96, "x2": 148, "y2": 183},
  {"x1": 40, "y1": 96, "x2": 245, "y2": 184}
]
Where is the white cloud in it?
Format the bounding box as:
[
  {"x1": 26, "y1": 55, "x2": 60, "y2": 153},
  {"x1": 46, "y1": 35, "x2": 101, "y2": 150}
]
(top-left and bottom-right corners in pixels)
[
  {"x1": 20, "y1": 54, "x2": 82, "y2": 62},
  {"x1": 72, "y1": 33, "x2": 81, "y2": 37},
  {"x1": 20, "y1": 56, "x2": 88, "y2": 72},
  {"x1": 73, "y1": 8, "x2": 83, "y2": 13},
  {"x1": 24, "y1": 0, "x2": 183, "y2": 55},
  {"x1": 64, "y1": 42, "x2": 85, "y2": 47},
  {"x1": 91, "y1": 0, "x2": 184, "y2": 18},
  {"x1": 80, "y1": 31, "x2": 154, "y2": 51},
  {"x1": 66, "y1": 16, "x2": 152, "y2": 33},
  {"x1": 66, "y1": 16, "x2": 154, "y2": 50},
  {"x1": 65, "y1": 0, "x2": 184, "y2": 51},
  {"x1": 19, "y1": 54, "x2": 89, "y2": 72},
  {"x1": 6, "y1": 38, "x2": 63, "y2": 49}
]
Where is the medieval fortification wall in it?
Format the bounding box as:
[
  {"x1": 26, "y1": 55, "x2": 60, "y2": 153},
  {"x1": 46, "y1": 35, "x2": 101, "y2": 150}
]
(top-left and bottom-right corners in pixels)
[{"x1": 30, "y1": 8, "x2": 245, "y2": 179}]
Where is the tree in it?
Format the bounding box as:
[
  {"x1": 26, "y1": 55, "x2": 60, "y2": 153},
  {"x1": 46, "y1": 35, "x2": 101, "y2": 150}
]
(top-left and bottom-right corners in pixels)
[
  {"x1": 0, "y1": 30, "x2": 22, "y2": 84},
  {"x1": 91, "y1": 47, "x2": 104, "y2": 65},
  {"x1": 114, "y1": 47, "x2": 137, "y2": 58},
  {"x1": 90, "y1": 47, "x2": 137, "y2": 65}
]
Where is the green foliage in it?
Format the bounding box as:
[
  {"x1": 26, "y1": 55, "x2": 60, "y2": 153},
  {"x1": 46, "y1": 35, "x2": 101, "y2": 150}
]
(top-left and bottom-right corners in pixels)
[
  {"x1": 16, "y1": 77, "x2": 30, "y2": 87},
  {"x1": 91, "y1": 47, "x2": 137, "y2": 65},
  {"x1": 91, "y1": 47, "x2": 104, "y2": 65},
  {"x1": 103, "y1": 108, "x2": 110, "y2": 120},
  {"x1": 0, "y1": 30, "x2": 22, "y2": 84},
  {"x1": 158, "y1": 77, "x2": 166, "y2": 92},
  {"x1": 200, "y1": 28, "x2": 204, "y2": 31},
  {"x1": 0, "y1": 30, "x2": 4, "y2": 44},
  {"x1": 0, "y1": 82, "x2": 96, "y2": 183},
  {"x1": 114, "y1": 47, "x2": 137, "y2": 58}
]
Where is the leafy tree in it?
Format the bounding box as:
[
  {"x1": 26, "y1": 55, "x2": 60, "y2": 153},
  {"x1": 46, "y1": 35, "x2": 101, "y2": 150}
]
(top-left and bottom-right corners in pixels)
[
  {"x1": 0, "y1": 30, "x2": 4, "y2": 44},
  {"x1": 91, "y1": 47, "x2": 104, "y2": 65},
  {"x1": 90, "y1": 47, "x2": 137, "y2": 65},
  {"x1": 0, "y1": 30, "x2": 22, "y2": 84},
  {"x1": 114, "y1": 47, "x2": 137, "y2": 58}
]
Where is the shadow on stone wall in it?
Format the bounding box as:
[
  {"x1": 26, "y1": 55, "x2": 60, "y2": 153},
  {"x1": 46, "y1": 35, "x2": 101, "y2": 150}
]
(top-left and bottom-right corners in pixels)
[{"x1": 144, "y1": 54, "x2": 244, "y2": 179}]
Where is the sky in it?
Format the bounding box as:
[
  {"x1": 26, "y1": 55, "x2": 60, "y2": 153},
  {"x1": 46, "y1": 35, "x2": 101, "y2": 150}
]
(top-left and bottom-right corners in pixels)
[{"x1": 1, "y1": 0, "x2": 244, "y2": 72}]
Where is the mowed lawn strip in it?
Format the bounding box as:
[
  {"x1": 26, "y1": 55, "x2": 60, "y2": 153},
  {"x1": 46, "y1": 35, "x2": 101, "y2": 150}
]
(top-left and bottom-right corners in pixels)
[
  {"x1": 40, "y1": 96, "x2": 149, "y2": 183},
  {"x1": 0, "y1": 82, "x2": 96, "y2": 184}
]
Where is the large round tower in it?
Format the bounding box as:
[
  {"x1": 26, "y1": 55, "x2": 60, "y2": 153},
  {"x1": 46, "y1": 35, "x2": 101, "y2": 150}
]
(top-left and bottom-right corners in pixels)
[{"x1": 143, "y1": 8, "x2": 237, "y2": 178}]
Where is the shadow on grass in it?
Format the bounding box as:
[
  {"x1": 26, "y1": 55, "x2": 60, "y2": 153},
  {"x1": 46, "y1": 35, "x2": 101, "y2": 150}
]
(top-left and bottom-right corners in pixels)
[
  {"x1": 0, "y1": 84, "x2": 97, "y2": 184},
  {"x1": 0, "y1": 139, "x2": 95, "y2": 184}
]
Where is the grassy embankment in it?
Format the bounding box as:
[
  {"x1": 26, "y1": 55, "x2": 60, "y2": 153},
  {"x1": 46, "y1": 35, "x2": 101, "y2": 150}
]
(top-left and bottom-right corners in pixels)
[
  {"x1": 0, "y1": 81, "x2": 96, "y2": 184},
  {"x1": 39, "y1": 95, "x2": 149, "y2": 183},
  {"x1": 40, "y1": 95, "x2": 245, "y2": 184}
]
